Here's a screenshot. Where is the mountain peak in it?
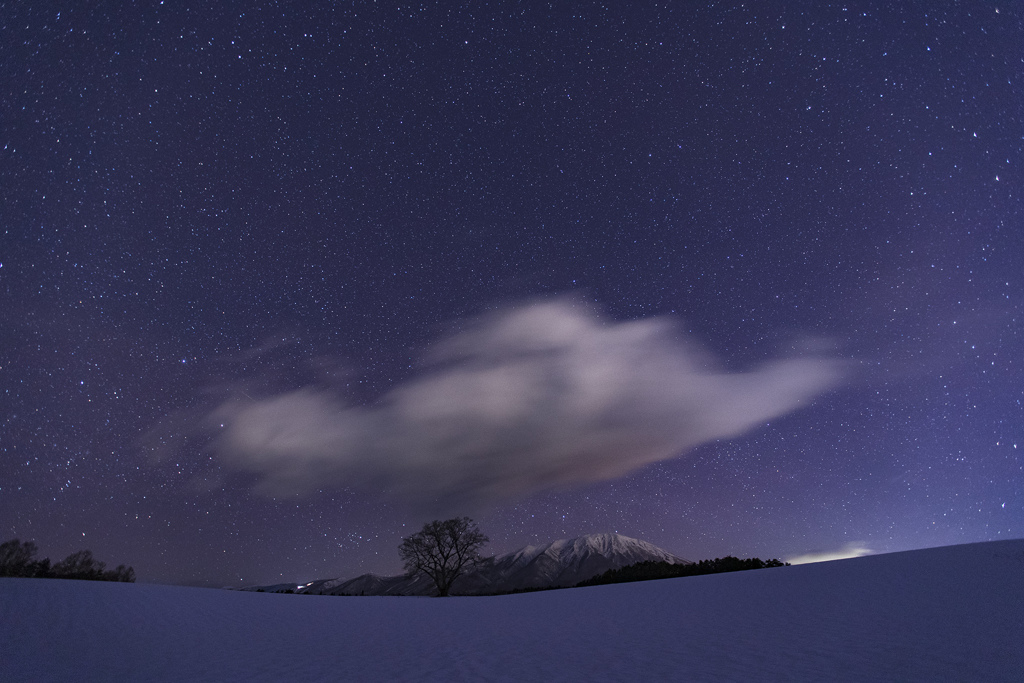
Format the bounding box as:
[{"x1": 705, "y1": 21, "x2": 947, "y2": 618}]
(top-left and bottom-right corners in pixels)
[
  {"x1": 497, "y1": 533, "x2": 690, "y2": 590},
  {"x1": 292, "y1": 532, "x2": 689, "y2": 597}
]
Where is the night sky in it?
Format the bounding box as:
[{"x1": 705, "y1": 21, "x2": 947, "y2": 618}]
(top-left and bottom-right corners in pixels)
[{"x1": 3, "y1": 2, "x2": 1021, "y2": 588}]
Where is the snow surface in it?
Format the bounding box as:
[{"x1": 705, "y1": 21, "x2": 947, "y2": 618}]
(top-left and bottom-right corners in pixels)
[{"x1": 2, "y1": 540, "x2": 1022, "y2": 682}]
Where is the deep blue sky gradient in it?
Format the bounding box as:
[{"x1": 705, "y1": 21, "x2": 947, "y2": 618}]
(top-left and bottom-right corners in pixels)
[{"x1": 2, "y1": 1, "x2": 1021, "y2": 586}]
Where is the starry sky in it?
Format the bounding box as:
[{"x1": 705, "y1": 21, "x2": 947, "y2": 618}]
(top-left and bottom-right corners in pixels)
[{"x1": 3, "y1": 1, "x2": 1021, "y2": 588}]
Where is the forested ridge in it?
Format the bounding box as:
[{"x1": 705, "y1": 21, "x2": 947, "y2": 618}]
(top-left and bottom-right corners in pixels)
[{"x1": 578, "y1": 556, "x2": 788, "y2": 587}]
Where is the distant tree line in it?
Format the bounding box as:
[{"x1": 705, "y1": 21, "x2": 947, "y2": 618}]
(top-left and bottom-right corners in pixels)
[
  {"x1": 577, "y1": 555, "x2": 788, "y2": 588},
  {"x1": 0, "y1": 539, "x2": 135, "y2": 582}
]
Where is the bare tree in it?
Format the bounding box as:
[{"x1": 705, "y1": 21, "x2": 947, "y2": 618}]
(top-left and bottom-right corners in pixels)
[
  {"x1": 399, "y1": 517, "x2": 489, "y2": 597},
  {"x1": 53, "y1": 549, "x2": 104, "y2": 580},
  {"x1": 0, "y1": 539, "x2": 39, "y2": 577}
]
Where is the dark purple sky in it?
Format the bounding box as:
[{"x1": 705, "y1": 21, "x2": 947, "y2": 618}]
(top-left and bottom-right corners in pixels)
[{"x1": 3, "y1": 1, "x2": 1021, "y2": 587}]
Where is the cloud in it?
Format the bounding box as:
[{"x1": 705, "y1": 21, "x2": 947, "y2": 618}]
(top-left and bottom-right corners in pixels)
[
  {"x1": 787, "y1": 543, "x2": 872, "y2": 565},
  {"x1": 203, "y1": 298, "x2": 847, "y2": 511}
]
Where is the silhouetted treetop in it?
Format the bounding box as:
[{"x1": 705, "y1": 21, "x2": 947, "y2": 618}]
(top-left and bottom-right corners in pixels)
[{"x1": 399, "y1": 517, "x2": 488, "y2": 597}]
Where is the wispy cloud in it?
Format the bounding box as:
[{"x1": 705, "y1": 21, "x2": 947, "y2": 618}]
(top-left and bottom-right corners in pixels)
[
  {"x1": 200, "y1": 298, "x2": 847, "y2": 511},
  {"x1": 787, "y1": 543, "x2": 872, "y2": 565}
]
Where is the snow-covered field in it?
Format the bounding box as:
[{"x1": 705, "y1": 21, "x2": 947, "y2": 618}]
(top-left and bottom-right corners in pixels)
[{"x1": 2, "y1": 540, "x2": 1022, "y2": 682}]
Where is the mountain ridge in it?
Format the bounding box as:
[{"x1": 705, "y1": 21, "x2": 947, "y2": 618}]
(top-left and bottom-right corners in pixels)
[{"x1": 243, "y1": 532, "x2": 691, "y2": 596}]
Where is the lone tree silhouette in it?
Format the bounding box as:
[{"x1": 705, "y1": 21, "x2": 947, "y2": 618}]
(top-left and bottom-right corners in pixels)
[{"x1": 399, "y1": 517, "x2": 488, "y2": 597}]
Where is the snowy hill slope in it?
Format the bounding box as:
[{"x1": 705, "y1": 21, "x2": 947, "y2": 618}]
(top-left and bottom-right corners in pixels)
[
  {"x1": 301, "y1": 532, "x2": 690, "y2": 595},
  {"x1": 2, "y1": 539, "x2": 1022, "y2": 681}
]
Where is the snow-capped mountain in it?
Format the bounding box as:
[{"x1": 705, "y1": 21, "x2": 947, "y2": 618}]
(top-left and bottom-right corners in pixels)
[
  {"x1": 299, "y1": 571, "x2": 435, "y2": 597},
  {"x1": 293, "y1": 533, "x2": 690, "y2": 596}
]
